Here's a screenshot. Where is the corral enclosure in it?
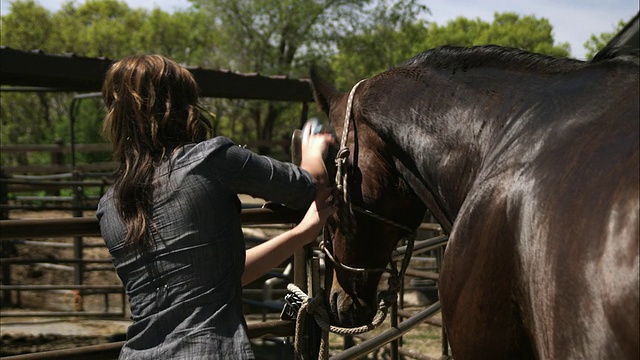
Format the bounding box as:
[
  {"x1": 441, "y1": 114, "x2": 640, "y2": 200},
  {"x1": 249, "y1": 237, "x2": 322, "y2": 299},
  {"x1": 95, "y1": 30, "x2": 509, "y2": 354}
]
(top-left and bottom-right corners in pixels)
[
  {"x1": 1, "y1": 204, "x2": 447, "y2": 359},
  {"x1": 0, "y1": 134, "x2": 448, "y2": 359},
  {"x1": 1, "y1": 48, "x2": 449, "y2": 359}
]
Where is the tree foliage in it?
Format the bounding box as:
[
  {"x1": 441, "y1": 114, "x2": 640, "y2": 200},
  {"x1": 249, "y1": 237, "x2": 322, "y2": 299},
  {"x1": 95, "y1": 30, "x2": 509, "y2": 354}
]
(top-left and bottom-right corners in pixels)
[
  {"x1": 328, "y1": 0, "x2": 429, "y2": 89},
  {"x1": 583, "y1": 20, "x2": 627, "y2": 60},
  {"x1": 1, "y1": 0, "x2": 54, "y2": 50},
  {"x1": 188, "y1": 0, "x2": 376, "y2": 75},
  {"x1": 51, "y1": 0, "x2": 145, "y2": 57},
  {"x1": 330, "y1": 12, "x2": 571, "y2": 89},
  {"x1": 2, "y1": 0, "x2": 610, "y2": 165},
  {"x1": 427, "y1": 12, "x2": 571, "y2": 57},
  {"x1": 187, "y1": 0, "x2": 390, "y2": 151},
  {"x1": 1, "y1": 0, "x2": 216, "y2": 166}
]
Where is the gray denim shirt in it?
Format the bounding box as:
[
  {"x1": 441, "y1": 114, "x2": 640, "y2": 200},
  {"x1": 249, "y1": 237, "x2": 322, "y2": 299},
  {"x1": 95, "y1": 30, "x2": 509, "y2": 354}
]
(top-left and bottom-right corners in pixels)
[{"x1": 97, "y1": 137, "x2": 316, "y2": 359}]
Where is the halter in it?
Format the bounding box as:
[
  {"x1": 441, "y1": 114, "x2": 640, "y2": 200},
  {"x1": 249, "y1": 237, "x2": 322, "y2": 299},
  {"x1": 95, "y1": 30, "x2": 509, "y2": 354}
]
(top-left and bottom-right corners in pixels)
[
  {"x1": 288, "y1": 81, "x2": 421, "y2": 358},
  {"x1": 322, "y1": 79, "x2": 417, "y2": 306}
]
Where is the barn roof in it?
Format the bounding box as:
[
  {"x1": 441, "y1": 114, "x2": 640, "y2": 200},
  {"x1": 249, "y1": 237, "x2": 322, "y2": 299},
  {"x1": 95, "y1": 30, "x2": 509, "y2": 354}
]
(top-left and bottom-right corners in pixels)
[{"x1": 0, "y1": 47, "x2": 314, "y2": 102}]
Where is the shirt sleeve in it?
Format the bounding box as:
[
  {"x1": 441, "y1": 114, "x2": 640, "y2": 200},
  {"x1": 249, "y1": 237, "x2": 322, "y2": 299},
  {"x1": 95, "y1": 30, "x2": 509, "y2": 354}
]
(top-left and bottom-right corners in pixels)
[{"x1": 198, "y1": 136, "x2": 317, "y2": 210}]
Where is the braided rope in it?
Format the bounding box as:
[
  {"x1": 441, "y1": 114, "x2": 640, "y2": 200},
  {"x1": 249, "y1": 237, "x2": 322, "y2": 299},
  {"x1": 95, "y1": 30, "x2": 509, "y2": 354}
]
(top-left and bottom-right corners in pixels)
[
  {"x1": 337, "y1": 80, "x2": 366, "y2": 158},
  {"x1": 288, "y1": 283, "x2": 389, "y2": 359},
  {"x1": 298, "y1": 79, "x2": 415, "y2": 358},
  {"x1": 335, "y1": 79, "x2": 366, "y2": 202},
  {"x1": 332, "y1": 78, "x2": 416, "y2": 248}
]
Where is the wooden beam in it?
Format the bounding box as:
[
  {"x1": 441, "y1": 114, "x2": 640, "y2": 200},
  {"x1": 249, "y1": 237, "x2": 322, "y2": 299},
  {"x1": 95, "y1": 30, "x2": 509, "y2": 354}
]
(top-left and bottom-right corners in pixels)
[
  {"x1": 0, "y1": 208, "x2": 304, "y2": 239},
  {"x1": 0, "y1": 47, "x2": 314, "y2": 102}
]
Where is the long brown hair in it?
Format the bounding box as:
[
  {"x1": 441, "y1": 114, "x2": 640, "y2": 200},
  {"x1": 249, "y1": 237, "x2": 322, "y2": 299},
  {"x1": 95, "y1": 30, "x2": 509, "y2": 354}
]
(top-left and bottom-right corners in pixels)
[{"x1": 102, "y1": 55, "x2": 212, "y2": 251}]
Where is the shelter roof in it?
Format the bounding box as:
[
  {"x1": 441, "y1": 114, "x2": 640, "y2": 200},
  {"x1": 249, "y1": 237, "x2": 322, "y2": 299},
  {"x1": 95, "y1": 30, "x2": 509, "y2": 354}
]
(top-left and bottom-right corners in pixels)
[{"x1": 0, "y1": 47, "x2": 314, "y2": 102}]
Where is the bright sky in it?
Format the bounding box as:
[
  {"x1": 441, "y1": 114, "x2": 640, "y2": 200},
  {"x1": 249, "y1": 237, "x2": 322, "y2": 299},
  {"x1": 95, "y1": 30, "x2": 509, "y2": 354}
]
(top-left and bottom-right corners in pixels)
[{"x1": 2, "y1": 0, "x2": 638, "y2": 60}]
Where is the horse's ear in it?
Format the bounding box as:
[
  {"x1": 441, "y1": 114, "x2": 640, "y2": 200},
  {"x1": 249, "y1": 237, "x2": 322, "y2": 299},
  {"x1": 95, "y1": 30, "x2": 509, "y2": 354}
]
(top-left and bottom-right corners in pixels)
[{"x1": 310, "y1": 66, "x2": 339, "y2": 116}]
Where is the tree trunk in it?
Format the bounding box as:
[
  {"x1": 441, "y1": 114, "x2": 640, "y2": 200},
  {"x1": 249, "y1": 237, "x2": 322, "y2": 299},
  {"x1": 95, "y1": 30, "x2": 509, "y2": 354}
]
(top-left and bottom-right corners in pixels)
[{"x1": 257, "y1": 102, "x2": 281, "y2": 155}]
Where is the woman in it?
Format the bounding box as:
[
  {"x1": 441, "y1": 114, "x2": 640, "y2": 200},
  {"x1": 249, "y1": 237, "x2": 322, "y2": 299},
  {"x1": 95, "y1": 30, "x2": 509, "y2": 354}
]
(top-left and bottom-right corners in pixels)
[{"x1": 97, "y1": 55, "x2": 335, "y2": 359}]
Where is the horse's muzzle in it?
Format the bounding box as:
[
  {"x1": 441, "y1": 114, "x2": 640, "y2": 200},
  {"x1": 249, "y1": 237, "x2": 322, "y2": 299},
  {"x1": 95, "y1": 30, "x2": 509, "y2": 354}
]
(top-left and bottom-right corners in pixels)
[{"x1": 328, "y1": 276, "x2": 379, "y2": 327}]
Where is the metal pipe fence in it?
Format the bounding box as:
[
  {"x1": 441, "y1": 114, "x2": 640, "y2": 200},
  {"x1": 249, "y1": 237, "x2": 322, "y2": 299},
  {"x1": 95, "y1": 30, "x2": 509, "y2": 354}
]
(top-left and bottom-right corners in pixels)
[{"x1": 0, "y1": 211, "x2": 449, "y2": 359}]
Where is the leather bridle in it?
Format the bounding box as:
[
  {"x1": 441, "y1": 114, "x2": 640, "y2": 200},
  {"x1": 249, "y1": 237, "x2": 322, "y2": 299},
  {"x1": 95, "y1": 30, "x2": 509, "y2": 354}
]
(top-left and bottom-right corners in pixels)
[{"x1": 320, "y1": 79, "x2": 417, "y2": 305}]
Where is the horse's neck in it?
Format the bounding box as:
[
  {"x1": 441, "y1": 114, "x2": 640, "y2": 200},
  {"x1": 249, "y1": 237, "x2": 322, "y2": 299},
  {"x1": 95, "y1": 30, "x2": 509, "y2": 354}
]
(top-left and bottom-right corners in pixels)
[
  {"x1": 365, "y1": 58, "x2": 635, "y2": 224},
  {"x1": 387, "y1": 115, "x2": 485, "y2": 223},
  {"x1": 364, "y1": 74, "x2": 537, "y2": 221}
]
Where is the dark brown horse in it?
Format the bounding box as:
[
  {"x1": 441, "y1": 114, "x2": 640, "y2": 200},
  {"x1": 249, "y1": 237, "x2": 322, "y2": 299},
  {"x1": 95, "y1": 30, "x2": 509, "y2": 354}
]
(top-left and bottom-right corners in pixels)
[{"x1": 311, "y1": 45, "x2": 639, "y2": 359}]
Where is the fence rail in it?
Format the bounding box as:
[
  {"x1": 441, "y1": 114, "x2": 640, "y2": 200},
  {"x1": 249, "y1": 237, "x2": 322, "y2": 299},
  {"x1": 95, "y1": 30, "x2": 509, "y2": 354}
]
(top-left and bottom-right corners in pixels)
[
  {"x1": 0, "y1": 208, "x2": 302, "y2": 239},
  {"x1": 0, "y1": 140, "x2": 292, "y2": 175},
  {"x1": 0, "y1": 142, "x2": 295, "y2": 217},
  {"x1": 1, "y1": 320, "x2": 296, "y2": 360},
  {"x1": 1, "y1": 209, "x2": 449, "y2": 359}
]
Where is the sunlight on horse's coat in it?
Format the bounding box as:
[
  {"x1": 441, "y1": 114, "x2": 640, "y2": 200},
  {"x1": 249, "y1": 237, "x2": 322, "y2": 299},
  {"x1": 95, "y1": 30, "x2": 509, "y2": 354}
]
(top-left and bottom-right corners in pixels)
[{"x1": 312, "y1": 45, "x2": 639, "y2": 359}]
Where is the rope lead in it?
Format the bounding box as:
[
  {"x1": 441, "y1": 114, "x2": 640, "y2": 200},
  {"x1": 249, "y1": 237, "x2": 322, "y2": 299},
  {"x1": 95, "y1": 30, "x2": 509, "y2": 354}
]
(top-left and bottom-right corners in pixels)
[{"x1": 287, "y1": 283, "x2": 389, "y2": 359}]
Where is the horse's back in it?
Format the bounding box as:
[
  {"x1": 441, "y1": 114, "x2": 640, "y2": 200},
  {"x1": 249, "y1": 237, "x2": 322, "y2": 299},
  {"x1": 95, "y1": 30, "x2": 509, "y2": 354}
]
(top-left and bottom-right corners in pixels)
[
  {"x1": 514, "y1": 64, "x2": 638, "y2": 358},
  {"x1": 521, "y1": 130, "x2": 638, "y2": 358},
  {"x1": 442, "y1": 60, "x2": 639, "y2": 359}
]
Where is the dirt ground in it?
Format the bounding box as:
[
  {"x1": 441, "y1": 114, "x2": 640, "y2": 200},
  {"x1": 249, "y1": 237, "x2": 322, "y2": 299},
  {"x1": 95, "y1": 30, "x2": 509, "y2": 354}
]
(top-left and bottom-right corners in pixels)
[
  {"x1": 1, "y1": 207, "x2": 444, "y2": 358},
  {"x1": 1, "y1": 316, "x2": 130, "y2": 356},
  {"x1": 0, "y1": 209, "x2": 125, "y2": 356}
]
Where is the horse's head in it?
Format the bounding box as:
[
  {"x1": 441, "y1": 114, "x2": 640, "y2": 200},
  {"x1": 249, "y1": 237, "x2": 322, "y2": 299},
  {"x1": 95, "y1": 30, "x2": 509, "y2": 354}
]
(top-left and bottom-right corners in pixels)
[{"x1": 310, "y1": 70, "x2": 427, "y2": 327}]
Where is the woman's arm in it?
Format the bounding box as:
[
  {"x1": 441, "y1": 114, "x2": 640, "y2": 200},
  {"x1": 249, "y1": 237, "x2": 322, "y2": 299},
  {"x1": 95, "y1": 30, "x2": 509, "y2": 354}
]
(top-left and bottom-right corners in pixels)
[
  {"x1": 242, "y1": 187, "x2": 336, "y2": 286},
  {"x1": 201, "y1": 123, "x2": 334, "y2": 210}
]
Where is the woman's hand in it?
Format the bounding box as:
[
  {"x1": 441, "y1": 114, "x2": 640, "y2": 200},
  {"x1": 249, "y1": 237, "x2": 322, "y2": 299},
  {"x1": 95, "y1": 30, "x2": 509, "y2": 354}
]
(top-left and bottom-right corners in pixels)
[
  {"x1": 299, "y1": 122, "x2": 334, "y2": 188},
  {"x1": 296, "y1": 187, "x2": 337, "y2": 243},
  {"x1": 242, "y1": 186, "x2": 336, "y2": 286}
]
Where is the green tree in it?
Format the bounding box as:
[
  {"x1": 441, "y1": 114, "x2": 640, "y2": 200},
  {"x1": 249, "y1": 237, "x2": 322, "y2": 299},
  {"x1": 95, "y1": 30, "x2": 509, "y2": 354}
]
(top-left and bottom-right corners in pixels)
[
  {"x1": 0, "y1": 0, "x2": 54, "y2": 51},
  {"x1": 130, "y1": 8, "x2": 221, "y2": 66},
  {"x1": 329, "y1": 0, "x2": 429, "y2": 89},
  {"x1": 189, "y1": 0, "x2": 384, "y2": 75},
  {"x1": 584, "y1": 20, "x2": 626, "y2": 60},
  {"x1": 1, "y1": 1, "x2": 579, "y2": 163},
  {"x1": 1, "y1": 0, "x2": 221, "y2": 167},
  {"x1": 331, "y1": 12, "x2": 571, "y2": 88},
  {"x1": 1, "y1": 1, "x2": 137, "y2": 169},
  {"x1": 188, "y1": 0, "x2": 419, "y2": 153},
  {"x1": 423, "y1": 12, "x2": 570, "y2": 57},
  {"x1": 51, "y1": 0, "x2": 146, "y2": 57},
  {"x1": 1, "y1": 1, "x2": 63, "y2": 166}
]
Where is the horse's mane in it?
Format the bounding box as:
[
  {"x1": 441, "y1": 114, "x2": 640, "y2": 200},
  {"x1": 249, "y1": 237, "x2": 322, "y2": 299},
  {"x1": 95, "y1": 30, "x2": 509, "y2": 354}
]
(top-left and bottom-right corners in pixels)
[{"x1": 395, "y1": 45, "x2": 587, "y2": 75}]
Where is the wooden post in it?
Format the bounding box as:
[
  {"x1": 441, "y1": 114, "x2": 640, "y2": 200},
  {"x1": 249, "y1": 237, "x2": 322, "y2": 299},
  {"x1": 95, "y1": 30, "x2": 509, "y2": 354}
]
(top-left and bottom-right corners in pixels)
[
  {"x1": 72, "y1": 170, "x2": 84, "y2": 311},
  {"x1": 0, "y1": 168, "x2": 9, "y2": 220},
  {"x1": 299, "y1": 102, "x2": 309, "y2": 130},
  {"x1": 1, "y1": 250, "x2": 14, "y2": 307},
  {"x1": 291, "y1": 132, "x2": 321, "y2": 360},
  {"x1": 305, "y1": 243, "x2": 322, "y2": 360},
  {"x1": 437, "y1": 234, "x2": 449, "y2": 357},
  {"x1": 390, "y1": 262, "x2": 400, "y2": 360},
  {"x1": 0, "y1": 168, "x2": 12, "y2": 306},
  {"x1": 48, "y1": 139, "x2": 64, "y2": 196}
]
